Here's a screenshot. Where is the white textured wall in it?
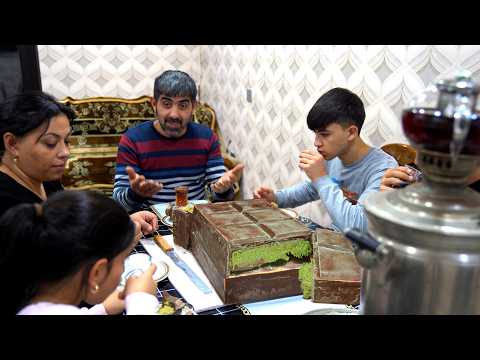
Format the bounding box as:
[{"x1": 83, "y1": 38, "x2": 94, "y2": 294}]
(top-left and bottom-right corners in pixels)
[
  {"x1": 38, "y1": 45, "x2": 202, "y2": 99},
  {"x1": 38, "y1": 45, "x2": 480, "y2": 225},
  {"x1": 199, "y1": 45, "x2": 480, "y2": 225}
]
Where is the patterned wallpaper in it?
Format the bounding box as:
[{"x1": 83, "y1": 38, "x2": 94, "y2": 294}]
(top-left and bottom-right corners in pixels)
[
  {"x1": 199, "y1": 45, "x2": 480, "y2": 225},
  {"x1": 38, "y1": 45, "x2": 480, "y2": 225},
  {"x1": 38, "y1": 45, "x2": 202, "y2": 99}
]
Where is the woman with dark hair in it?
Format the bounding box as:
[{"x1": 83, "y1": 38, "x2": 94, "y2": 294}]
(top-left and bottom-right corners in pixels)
[
  {"x1": 0, "y1": 190, "x2": 159, "y2": 315},
  {"x1": 0, "y1": 91, "x2": 158, "y2": 233},
  {"x1": 0, "y1": 91, "x2": 73, "y2": 213}
]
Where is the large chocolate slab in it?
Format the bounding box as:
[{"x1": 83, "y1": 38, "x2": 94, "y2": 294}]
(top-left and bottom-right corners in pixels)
[
  {"x1": 195, "y1": 202, "x2": 238, "y2": 214},
  {"x1": 243, "y1": 208, "x2": 291, "y2": 222},
  {"x1": 230, "y1": 199, "x2": 274, "y2": 212},
  {"x1": 259, "y1": 219, "x2": 312, "y2": 240},
  {"x1": 189, "y1": 199, "x2": 313, "y2": 304},
  {"x1": 207, "y1": 211, "x2": 252, "y2": 226},
  {"x1": 217, "y1": 223, "x2": 270, "y2": 246},
  {"x1": 224, "y1": 266, "x2": 302, "y2": 304},
  {"x1": 190, "y1": 209, "x2": 230, "y2": 277},
  {"x1": 191, "y1": 235, "x2": 304, "y2": 304},
  {"x1": 190, "y1": 231, "x2": 226, "y2": 296},
  {"x1": 192, "y1": 200, "x2": 312, "y2": 275},
  {"x1": 312, "y1": 229, "x2": 361, "y2": 305}
]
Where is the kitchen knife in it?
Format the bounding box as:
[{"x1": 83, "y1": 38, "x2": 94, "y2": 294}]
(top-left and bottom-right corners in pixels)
[{"x1": 153, "y1": 233, "x2": 212, "y2": 294}]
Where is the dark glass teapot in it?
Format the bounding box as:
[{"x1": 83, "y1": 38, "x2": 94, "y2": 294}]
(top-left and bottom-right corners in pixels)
[{"x1": 402, "y1": 72, "x2": 480, "y2": 157}]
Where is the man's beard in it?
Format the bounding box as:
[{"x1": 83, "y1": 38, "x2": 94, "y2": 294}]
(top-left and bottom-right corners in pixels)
[{"x1": 159, "y1": 118, "x2": 186, "y2": 137}]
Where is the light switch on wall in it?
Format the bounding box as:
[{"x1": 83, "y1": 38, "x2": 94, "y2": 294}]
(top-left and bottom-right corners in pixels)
[{"x1": 246, "y1": 88, "x2": 252, "y2": 103}]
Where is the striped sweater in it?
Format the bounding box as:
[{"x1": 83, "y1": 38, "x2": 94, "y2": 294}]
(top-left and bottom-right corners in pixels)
[{"x1": 113, "y1": 121, "x2": 232, "y2": 212}]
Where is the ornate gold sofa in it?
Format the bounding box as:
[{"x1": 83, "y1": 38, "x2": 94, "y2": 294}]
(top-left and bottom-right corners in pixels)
[{"x1": 60, "y1": 96, "x2": 241, "y2": 198}]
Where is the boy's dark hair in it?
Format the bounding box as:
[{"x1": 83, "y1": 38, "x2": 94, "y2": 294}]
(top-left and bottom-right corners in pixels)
[
  {"x1": 0, "y1": 190, "x2": 135, "y2": 314},
  {"x1": 0, "y1": 91, "x2": 76, "y2": 157},
  {"x1": 153, "y1": 70, "x2": 197, "y2": 102},
  {"x1": 307, "y1": 87, "x2": 366, "y2": 133}
]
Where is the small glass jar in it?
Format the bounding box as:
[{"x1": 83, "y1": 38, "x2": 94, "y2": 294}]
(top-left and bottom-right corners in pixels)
[{"x1": 175, "y1": 186, "x2": 188, "y2": 207}]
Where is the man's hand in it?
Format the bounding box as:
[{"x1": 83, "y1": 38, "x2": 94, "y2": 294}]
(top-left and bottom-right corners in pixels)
[
  {"x1": 298, "y1": 149, "x2": 327, "y2": 181},
  {"x1": 253, "y1": 186, "x2": 277, "y2": 203},
  {"x1": 126, "y1": 166, "x2": 163, "y2": 198},
  {"x1": 211, "y1": 163, "x2": 245, "y2": 193},
  {"x1": 130, "y1": 211, "x2": 159, "y2": 237},
  {"x1": 380, "y1": 166, "x2": 414, "y2": 191}
]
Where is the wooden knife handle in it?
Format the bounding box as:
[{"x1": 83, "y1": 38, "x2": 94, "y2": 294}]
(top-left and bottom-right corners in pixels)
[{"x1": 153, "y1": 234, "x2": 173, "y2": 252}]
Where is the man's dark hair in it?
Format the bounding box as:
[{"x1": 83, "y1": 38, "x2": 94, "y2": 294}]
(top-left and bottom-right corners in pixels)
[
  {"x1": 153, "y1": 70, "x2": 197, "y2": 102},
  {"x1": 307, "y1": 87, "x2": 366, "y2": 133}
]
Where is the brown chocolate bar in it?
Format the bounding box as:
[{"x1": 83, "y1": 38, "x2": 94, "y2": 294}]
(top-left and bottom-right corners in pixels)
[
  {"x1": 172, "y1": 207, "x2": 192, "y2": 249},
  {"x1": 312, "y1": 229, "x2": 361, "y2": 305},
  {"x1": 188, "y1": 199, "x2": 313, "y2": 304}
]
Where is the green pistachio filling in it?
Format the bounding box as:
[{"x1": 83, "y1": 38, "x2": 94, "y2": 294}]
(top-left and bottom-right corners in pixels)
[
  {"x1": 298, "y1": 261, "x2": 313, "y2": 299},
  {"x1": 230, "y1": 239, "x2": 312, "y2": 272}
]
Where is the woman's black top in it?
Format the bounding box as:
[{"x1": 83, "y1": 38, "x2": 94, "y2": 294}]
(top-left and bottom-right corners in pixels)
[{"x1": 0, "y1": 172, "x2": 63, "y2": 218}]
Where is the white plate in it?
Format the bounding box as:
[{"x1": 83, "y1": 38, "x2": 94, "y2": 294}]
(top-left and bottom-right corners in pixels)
[
  {"x1": 119, "y1": 253, "x2": 169, "y2": 287},
  {"x1": 303, "y1": 308, "x2": 358, "y2": 315},
  {"x1": 161, "y1": 215, "x2": 173, "y2": 227}
]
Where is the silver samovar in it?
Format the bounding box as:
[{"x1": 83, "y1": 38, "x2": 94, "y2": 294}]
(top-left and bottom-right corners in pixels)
[{"x1": 345, "y1": 73, "x2": 480, "y2": 314}]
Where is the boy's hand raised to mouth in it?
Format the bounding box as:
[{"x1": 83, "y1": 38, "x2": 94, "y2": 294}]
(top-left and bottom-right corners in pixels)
[{"x1": 298, "y1": 149, "x2": 327, "y2": 181}]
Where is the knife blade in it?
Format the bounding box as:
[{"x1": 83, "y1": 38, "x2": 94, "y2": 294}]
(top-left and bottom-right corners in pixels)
[{"x1": 153, "y1": 233, "x2": 212, "y2": 294}]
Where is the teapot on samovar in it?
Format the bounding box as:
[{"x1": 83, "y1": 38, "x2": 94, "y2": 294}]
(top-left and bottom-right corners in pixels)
[{"x1": 345, "y1": 72, "x2": 480, "y2": 314}]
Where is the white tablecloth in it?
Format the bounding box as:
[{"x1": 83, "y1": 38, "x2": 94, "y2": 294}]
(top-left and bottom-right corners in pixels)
[{"x1": 141, "y1": 235, "x2": 356, "y2": 315}]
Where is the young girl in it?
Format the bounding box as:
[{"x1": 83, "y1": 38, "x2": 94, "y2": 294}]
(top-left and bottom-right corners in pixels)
[{"x1": 0, "y1": 190, "x2": 159, "y2": 315}]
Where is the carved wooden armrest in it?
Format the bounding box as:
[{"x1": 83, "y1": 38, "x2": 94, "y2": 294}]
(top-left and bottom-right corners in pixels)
[
  {"x1": 381, "y1": 143, "x2": 417, "y2": 166},
  {"x1": 66, "y1": 183, "x2": 114, "y2": 197},
  {"x1": 69, "y1": 184, "x2": 113, "y2": 191}
]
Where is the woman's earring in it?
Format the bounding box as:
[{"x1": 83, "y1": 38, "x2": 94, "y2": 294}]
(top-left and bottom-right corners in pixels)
[
  {"x1": 13, "y1": 156, "x2": 18, "y2": 164},
  {"x1": 92, "y1": 284, "x2": 99, "y2": 293}
]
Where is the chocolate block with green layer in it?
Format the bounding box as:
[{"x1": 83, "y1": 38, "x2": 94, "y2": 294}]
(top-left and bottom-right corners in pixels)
[{"x1": 189, "y1": 199, "x2": 313, "y2": 304}]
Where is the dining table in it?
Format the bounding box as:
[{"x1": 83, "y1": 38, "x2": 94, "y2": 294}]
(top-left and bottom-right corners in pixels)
[{"x1": 130, "y1": 203, "x2": 358, "y2": 316}]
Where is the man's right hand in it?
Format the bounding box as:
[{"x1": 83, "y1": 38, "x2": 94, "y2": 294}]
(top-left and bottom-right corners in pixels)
[
  {"x1": 253, "y1": 186, "x2": 277, "y2": 203},
  {"x1": 380, "y1": 166, "x2": 415, "y2": 191},
  {"x1": 126, "y1": 166, "x2": 163, "y2": 198}
]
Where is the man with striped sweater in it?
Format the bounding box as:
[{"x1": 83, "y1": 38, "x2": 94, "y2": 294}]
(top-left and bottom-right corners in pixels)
[{"x1": 113, "y1": 70, "x2": 244, "y2": 212}]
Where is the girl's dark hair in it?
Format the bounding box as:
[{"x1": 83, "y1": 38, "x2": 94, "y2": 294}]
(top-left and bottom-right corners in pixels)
[
  {"x1": 307, "y1": 87, "x2": 366, "y2": 133},
  {"x1": 0, "y1": 91, "x2": 76, "y2": 157},
  {"x1": 0, "y1": 190, "x2": 135, "y2": 314}
]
